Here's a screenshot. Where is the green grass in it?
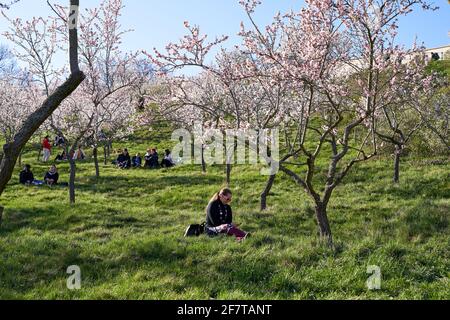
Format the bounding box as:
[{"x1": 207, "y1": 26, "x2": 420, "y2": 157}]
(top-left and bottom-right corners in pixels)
[{"x1": 0, "y1": 142, "x2": 448, "y2": 300}]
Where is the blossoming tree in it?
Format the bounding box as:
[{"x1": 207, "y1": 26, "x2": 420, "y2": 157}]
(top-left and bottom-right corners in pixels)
[{"x1": 0, "y1": 0, "x2": 84, "y2": 222}]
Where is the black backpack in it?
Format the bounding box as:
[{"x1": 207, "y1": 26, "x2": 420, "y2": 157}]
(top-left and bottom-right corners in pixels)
[{"x1": 184, "y1": 222, "x2": 206, "y2": 237}]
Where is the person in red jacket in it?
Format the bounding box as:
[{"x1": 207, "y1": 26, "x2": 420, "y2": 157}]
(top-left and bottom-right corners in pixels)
[{"x1": 42, "y1": 136, "x2": 52, "y2": 162}]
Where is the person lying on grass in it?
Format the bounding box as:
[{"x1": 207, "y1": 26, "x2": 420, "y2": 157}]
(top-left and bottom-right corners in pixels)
[
  {"x1": 205, "y1": 188, "x2": 250, "y2": 241},
  {"x1": 44, "y1": 165, "x2": 59, "y2": 186}
]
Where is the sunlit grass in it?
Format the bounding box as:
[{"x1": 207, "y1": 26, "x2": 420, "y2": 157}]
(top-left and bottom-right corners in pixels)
[{"x1": 0, "y1": 142, "x2": 448, "y2": 299}]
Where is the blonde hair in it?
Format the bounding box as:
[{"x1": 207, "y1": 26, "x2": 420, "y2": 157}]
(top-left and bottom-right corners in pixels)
[{"x1": 208, "y1": 188, "x2": 232, "y2": 206}]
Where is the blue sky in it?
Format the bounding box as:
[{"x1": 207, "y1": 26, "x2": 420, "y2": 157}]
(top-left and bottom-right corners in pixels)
[{"x1": 0, "y1": 0, "x2": 449, "y2": 65}]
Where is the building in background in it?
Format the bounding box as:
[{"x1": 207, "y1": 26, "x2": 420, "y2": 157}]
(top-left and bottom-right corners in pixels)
[{"x1": 426, "y1": 45, "x2": 450, "y2": 61}]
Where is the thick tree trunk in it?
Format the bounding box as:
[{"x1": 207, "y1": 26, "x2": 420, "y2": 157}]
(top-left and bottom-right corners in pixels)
[
  {"x1": 93, "y1": 147, "x2": 100, "y2": 179},
  {"x1": 18, "y1": 151, "x2": 22, "y2": 168},
  {"x1": 0, "y1": 146, "x2": 20, "y2": 197},
  {"x1": 394, "y1": 145, "x2": 401, "y2": 184},
  {"x1": 260, "y1": 174, "x2": 276, "y2": 211},
  {"x1": 69, "y1": 159, "x2": 76, "y2": 204},
  {"x1": 315, "y1": 202, "x2": 333, "y2": 247}
]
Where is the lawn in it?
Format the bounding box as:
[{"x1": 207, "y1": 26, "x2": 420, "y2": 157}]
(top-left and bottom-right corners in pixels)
[{"x1": 0, "y1": 141, "x2": 448, "y2": 300}]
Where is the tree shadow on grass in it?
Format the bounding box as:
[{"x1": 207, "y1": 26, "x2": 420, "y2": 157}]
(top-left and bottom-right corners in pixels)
[
  {"x1": 371, "y1": 176, "x2": 449, "y2": 201},
  {"x1": 398, "y1": 201, "x2": 449, "y2": 240},
  {"x1": 86, "y1": 174, "x2": 224, "y2": 199},
  {"x1": 0, "y1": 205, "x2": 151, "y2": 237}
]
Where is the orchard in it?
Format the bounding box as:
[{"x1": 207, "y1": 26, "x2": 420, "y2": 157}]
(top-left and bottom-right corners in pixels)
[{"x1": 0, "y1": 0, "x2": 448, "y2": 301}]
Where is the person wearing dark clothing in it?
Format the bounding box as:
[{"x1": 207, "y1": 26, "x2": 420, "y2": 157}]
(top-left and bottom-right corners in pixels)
[
  {"x1": 44, "y1": 165, "x2": 59, "y2": 186},
  {"x1": 144, "y1": 148, "x2": 159, "y2": 169},
  {"x1": 132, "y1": 153, "x2": 142, "y2": 168},
  {"x1": 55, "y1": 150, "x2": 68, "y2": 161},
  {"x1": 144, "y1": 149, "x2": 152, "y2": 168},
  {"x1": 117, "y1": 149, "x2": 131, "y2": 169},
  {"x1": 161, "y1": 149, "x2": 175, "y2": 168},
  {"x1": 20, "y1": 165, "x2": 35, "y2": 185},
  {"x1": 54, "y1": 135, "x2": 65, "y2": 147},
  {"x1": 72, "y1": 146, "x2": 86, "y2": 160},
  {"x1": 205, "y1": 188, "x2": 249, "y2": 241}
]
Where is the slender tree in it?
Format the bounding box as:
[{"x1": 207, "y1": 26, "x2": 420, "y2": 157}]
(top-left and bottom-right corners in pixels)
[{"x1": 0, "y1": 0, "x2": 84, "y2": 223}]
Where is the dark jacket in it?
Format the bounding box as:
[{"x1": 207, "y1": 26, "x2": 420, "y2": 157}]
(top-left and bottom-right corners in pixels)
[
  {"x1": 44, "y1": 171, "x2": 59, "y2": 184},
  {"x1": 20, "y1": 170, "x2": 34, "y2": 184},
  {"x1": 206, "y1": 199, "x2": 233, "y2": 228},
  {"x1": 117, "y1": 154, "x2": 131, "y2": 167}
]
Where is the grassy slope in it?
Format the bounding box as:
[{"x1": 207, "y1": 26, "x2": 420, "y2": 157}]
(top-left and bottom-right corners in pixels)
[{"x1": 0, "y1": 139, "x2": 448, "y2": 300}]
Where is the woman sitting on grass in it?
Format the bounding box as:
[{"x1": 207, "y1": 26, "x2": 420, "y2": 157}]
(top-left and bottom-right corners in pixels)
[
  {"x1": 44, "y1": 165, "x2": 59, "y2": 186},
  {"x1": 117, "y1": 148, "x2": 131, "y2": 169},
  {"x1": 161, "y1": 149, "x2": 175, "y2": 168},
  {"x1": 55, "y1": 150, "x2": 68, "y2": 162},
  {"x1": 205, "y1": 188, "x2": 250, "y2": 241},
  {"x1": 72, "y1": 146, "x2": 86, "y2": 160},
  {"x1": 19, "y1": 164, "x2": 35, "y2": 185}
]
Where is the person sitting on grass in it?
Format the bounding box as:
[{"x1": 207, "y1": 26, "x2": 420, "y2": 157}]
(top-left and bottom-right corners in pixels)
[
  {"x1": 54, "y1": 135, "x2": 65, "y2": 147},
  {"x1": 55, "y1": 150, "x2": 68, "y2": 162},
  {"x1": 117, "y1": 148, "x2": 131, "y2": 169},
  {"x1": 72, "y1": 146, "x2": 86, "y2": 160},
  {"x1": 19, "y1": 164, "x2": 35, "y2": 185},
  {"x1": 161, "y1": 149, "x2": 175, "y2": 168},
  {"x1": 150, "y1": 148, "x2": 159, "y2": 168},
  {"x1": 144, "y1": 148, "x2": 159, "y2": 169},
  {"x1": 132, "y1": 153, "x2": 142, "y2": 168},
  {"x1": 144, "y1": 149, "x2": 152, "y2": 168},
  {"x1": 44, "y1": 165, "x2": 59, "y2": 186},
  {"x1": 205, "y1": 188, "x2": 250, "y2": 241}
]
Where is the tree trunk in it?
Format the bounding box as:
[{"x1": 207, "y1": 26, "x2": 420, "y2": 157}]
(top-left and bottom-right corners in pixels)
[
  {"x1": 103, "y1": 146, "x2": 107, "y2": 165},
  {"x1": 37, "y1": 148, "x2": 42, "y2": 162},
  {"x1": 225, "y1": 141, "x2": 234, "y2": 186},
  {"x1": 93, "y1": 147, "x2": 100, "y2": 179},
  {"x1": 201, "y1": 145, "x2": 206, "y2": 173},
  {"x1": 0, "y1": 71, "x2": 85, "y2": 197},
  {"x1": 69, "y1": 158, "x2": 76, "y2": 204},
  {"x1": 0, "y1": 0, "x2": 84, "y2": 201},
  {"x1": 394, "y1": 145, "x2": 401, "y2": 184},
  {"x1": 315, "y1": 202, "x2": 333, "y2": 247},
  {"x1": 18, "y1": 151, "x2": 22, "y2": 168},
  {"x1": 260, "y1": 174, "x2": 276, "y2": 211},
  {"x1": 226, "y1": 164, "x2": 232, "y2": 187}
]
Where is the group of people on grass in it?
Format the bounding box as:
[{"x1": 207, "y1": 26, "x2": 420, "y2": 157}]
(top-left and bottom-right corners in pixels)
[
  {"x1": 39, "y1": 137, "x2": 249, "y2": 241},
  {"x1": 42, "y1": 136, "x2": 86, "y2": 163},
  {"x1": 115, "y1": 148, "x2": 175, "y2": 170},
  {"x1": 19, "y1": 164, "x2": 60, "y2": 186}
]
